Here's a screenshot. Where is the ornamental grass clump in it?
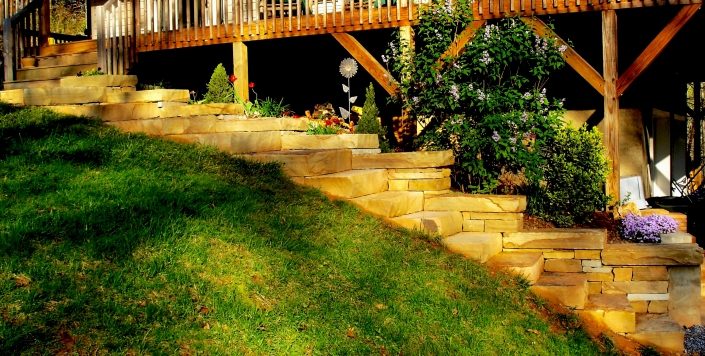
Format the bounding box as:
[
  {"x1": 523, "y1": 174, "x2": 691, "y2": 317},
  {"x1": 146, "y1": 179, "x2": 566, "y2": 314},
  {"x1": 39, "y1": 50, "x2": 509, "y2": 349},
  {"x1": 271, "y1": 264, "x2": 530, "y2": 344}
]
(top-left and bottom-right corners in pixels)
[{"x1": 618, "y1": 214, "x2": 678, "y2": 243}]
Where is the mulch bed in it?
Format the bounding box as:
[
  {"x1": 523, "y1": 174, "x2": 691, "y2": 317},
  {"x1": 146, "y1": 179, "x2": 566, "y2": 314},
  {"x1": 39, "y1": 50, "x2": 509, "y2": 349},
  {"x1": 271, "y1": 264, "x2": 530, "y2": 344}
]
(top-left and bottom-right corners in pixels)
[{"x1": 523, "y1": 211, "x2": 623, "y2": 244}]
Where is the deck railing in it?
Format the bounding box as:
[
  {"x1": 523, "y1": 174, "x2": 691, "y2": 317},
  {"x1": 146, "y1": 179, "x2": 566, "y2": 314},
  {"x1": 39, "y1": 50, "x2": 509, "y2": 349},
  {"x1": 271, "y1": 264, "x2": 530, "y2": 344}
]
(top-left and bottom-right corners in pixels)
[
  {"x1": 3, "y1": 0, "x2": 48, "y2": 81},
  {"x1": 96, "y1": 0, "x2": 136, "y2": 75}
]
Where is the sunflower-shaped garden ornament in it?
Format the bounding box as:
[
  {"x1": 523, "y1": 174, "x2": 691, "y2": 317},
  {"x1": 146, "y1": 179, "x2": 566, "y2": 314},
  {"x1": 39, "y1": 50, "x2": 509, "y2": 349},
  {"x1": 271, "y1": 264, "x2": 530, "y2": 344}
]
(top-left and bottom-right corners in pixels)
[{"x1": 339, "y1": 58, "x2": 358, "y2": 122}]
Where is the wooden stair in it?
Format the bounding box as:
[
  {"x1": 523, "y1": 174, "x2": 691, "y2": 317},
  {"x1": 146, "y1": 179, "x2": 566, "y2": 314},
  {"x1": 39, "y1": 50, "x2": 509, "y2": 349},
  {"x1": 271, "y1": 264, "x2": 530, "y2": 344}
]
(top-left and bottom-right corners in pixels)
[{"x1": 4, "y1": 40, "x2": 98, "y2": 90}]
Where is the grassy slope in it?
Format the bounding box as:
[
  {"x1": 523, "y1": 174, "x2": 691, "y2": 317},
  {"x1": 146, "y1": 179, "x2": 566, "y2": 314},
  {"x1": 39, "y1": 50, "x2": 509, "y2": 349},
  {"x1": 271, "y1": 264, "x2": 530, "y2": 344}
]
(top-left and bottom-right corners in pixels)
[{"x1": 0, "y1": 106, "x2": 604, "y2": 354}]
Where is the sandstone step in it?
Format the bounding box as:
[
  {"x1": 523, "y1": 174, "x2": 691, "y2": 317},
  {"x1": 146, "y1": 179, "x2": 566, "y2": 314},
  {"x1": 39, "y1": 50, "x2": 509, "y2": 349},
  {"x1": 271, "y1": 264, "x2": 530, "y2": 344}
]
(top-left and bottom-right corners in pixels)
[
  {"x1": 442, "y1": 232, "x2": 503, "y2": 263},
  {"x1": 579, "y1": 294, "x2": 636, "y2": 333},
  {"x1": 245, "y1": 149, "x2": 352, "y2": 177},
  {"x1": 299, "y1": 169, "x2": 388, "y2": 199},
  {"x1": 105, "y1": 89, "x2": 190, "y2": 104},
  {"x1": 16, "y1": 63, "x2": 97, "y2": 81},
  {"x1": 425, "y1": 193, "x2": 527, "y2": 213},
  {"x1": 3, "y1": 78, "x2": 61, "y2": 90},
  {"x1": 166, "y1": 131, "x2": 282, "y2": 154},
  {"x1": 628, "y1": 314, "x2": 685, "y2": 353},
  {"x1": 0, "y1": 89, "x2": 25, "y2": 105},
  {"x1": 503, "y1": 229, "x2": 606, "y2": 250},
  {"x1": 22, "y1": 87, "x2": 110, "y2": 106},
  {"x1": 348, "y1": 191, "x2": 424, "y2": 218},
  {"x1": 602, "y1": 243, "x2": 703, "y2": 266},
  {"x1": 486, "y1": 252, "x2": 544, "y2": 284},
  {"x1": 390, "y1": 211, "x2": 463, "y2": 237},
  {"x1": 38, "y1": 40, "x2": 97, "y2": 56},
  {"x1": 531, "y1": 272, "x2": 588, "y2": 309},
  {"x1": 281, "y1": 133, "x2": 379, "y2": 150},
  {"x1": 59, "y1": 75, "x2": 138, "y2": 88},
  {"x1": 35, "y1": 51, "x2": 98, "y2": 68},
  {"x1": 50, "y1": 102, "x2": 243, "y2": 122},
  {"x1": 352, "y1": 150, "x2": 454, "y2": 169}
]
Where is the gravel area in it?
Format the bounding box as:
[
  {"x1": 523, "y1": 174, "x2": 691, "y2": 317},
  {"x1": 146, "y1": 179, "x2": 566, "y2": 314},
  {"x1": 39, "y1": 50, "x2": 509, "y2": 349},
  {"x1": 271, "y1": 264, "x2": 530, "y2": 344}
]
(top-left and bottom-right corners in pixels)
[{"x1": 685, "y1": 325, "x2": 705, "y2": 355}]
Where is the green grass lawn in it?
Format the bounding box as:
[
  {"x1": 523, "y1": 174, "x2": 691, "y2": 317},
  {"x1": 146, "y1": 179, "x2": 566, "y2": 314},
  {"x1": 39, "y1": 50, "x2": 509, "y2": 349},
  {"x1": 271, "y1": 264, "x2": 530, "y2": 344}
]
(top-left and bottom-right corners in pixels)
[{"x1": 0, "y1": 105, "x2": 606, "y2": 354}]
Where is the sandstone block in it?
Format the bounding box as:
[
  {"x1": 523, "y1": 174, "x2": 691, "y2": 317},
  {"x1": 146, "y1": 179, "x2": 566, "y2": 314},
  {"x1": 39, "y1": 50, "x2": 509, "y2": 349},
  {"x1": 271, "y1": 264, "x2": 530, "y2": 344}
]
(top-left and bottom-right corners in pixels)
[
  {"x1": 387, "y1": 168, "x2": 451, "y2": 179},
  {"x1": 630, "y1": 314, "x2": 685, "y2": 353},
  {"x1": 282, "y1": 134, "x2": 379, "y2": 150},
  {"x1": 543, "y1": 250, "x2": 575, "y2": 259},
  {"x1": 0, "y1": 89, "x2": 25, "y2": 105},
  {"x1": 25, "y1": 87, "x2": 107, "y2": 105},
  {"x1": 60, "y1": 74, "x2": 138, "y2": 88},
  {"x1": 602, "y1": 243, "x2": 703, "y2": 266},
  {"x1": 280, "y1": 118, "x2": 309, "y2": 131},
  {"x1": 544, "y1": 259, "x2": 582, "y2": 273},
  {"x1": 575, "y1": 250, "x2": 602, "y2": 260},
  {"x1": 487, "y1": 252, "x2": 544, "y2": 284},
  {"x1": 463, "y1": 212, "x2": 523, "y2": 221},
  {"x1": 613, "y1": 268, "x2": 633, "y2": 282},
  {"x1": 503, "y1": 229, "x2": 606, "y2": 249},
  {"x1": 531, "y1": 273, "x2": 588, "y2": 309},
  {"x1": 426, "y1": 194, "x2": 527, "y2": 213},
  {"x1": 648, "y1": 300, "x2": 668, "y2": 314},
  {"x1": 485, "y1": 219, "x2": 523, "y2": 233},
  {"x1": 352, "y1": 150, "x2": 453, "y2": 169},
  {"x1": 587, "y1": 272, "x2": 613, "y2": 282},
  {"x1": 661, "y1": 232, "x2": 695, "y2": 244},
  {"x1": 349, "y1": 191, "x2": 424, "y2": 218},
  {"x1": 632, "y1": 266, "x2": 669, "y2": 281},
  {"x1": 161, "y1": 103, "x2": 244, "y2": 117},
  {"x1": 442, "y1": 233, "x2": 503, "y2": 263},
  {"x1": 246, "y1": 149, "x2": 351, "y2": 177},
  {"x1": 585, "y1": 294, "x2": 636, "y2": 333},
  {"x1": 390, "y1": 211, "x2": 463, "y2": 237},
  {"x1": 388, "y1": 180, "x2": 409, "y2": 191},
  {"x1": 627, "y1": 293, "x2": 669, "y2": 301},
  {"x1": 631, "y1": 281, "x2": 669, "y2": 294},
  {"x1": 603, "y1": 281, "x2": 630, "y2": 294},
  {"x1": 583, "y1": 267, "x2": 613, "y2": 274},
  {"x1": 630, "y1": 300, "x2": 648, "y2": 313},
  {"x1": 462, "y1": 219, "x2": 485, "y2": 232},
  {"x1": 301, "y1": 169, "x2": 388, "y2": 199},
  {"x1": 105, "y1": 89, "x2": 190, "y2": 103},
  {"x1": 582, "y1": 259, "x2": 602, "y2": 268},
  {"x1": 668, "y1": 266, "x2": 701, "y2": 327},
  {"x1": 351, "y1": 148, "x2": 382, "y2": 155},
  {"x1": 588, "y1": 282, "x2": 602, "y2": 294},
  {"x1": 408, "y1": 177, "x2": 451, "y2": 191}
]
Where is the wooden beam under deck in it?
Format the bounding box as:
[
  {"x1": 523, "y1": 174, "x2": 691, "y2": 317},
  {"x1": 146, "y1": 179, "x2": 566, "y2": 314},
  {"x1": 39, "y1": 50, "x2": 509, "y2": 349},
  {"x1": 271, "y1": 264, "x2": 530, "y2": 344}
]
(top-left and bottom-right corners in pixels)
[
  {"x1": 332, "y1": 32, "x2": 399, "y2": 96},
  {"x1": 602, "y1": 9, "x2": 620, "y2": 202}
]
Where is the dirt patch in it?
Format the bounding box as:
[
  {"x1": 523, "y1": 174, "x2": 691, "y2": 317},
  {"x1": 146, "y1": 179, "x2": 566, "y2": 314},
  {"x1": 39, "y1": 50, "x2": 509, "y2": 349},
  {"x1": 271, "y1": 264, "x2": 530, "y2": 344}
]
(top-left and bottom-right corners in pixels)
[{"x1": 523, "y1": 211, "x2": 623, "y2": 244}]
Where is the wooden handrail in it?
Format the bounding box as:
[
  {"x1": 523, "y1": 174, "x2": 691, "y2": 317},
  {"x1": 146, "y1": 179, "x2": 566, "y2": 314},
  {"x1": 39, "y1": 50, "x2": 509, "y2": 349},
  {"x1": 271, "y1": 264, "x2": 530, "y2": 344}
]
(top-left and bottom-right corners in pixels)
[
  {"x1": 96, "y1": 0, "x2": 137, "y2": 75},
  {"x1": 3, "y1": 0, "x2": 45, "y2": 82}
]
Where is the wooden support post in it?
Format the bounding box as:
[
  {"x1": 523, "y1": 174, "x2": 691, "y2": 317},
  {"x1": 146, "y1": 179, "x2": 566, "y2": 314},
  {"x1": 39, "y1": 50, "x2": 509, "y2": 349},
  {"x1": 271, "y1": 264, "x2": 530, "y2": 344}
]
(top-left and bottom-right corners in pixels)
[
  {"x1": 232, "y1": 41, "x2": 249, "y2": 102},
  {"x1": 603, "y1": 10, "x2": 620, "y2": 202},
  {"x1": 331, "y1": 32, "x2": 399, "y2": 96},
  {"x1": 3, "y1": 18, "x2": 15, "y2": 82},
  {"x1": 695, "y1": 81, "x2": 702, "y2": 166},
  {"x1": 40, "y1": 0, "x2": 50, "y2": 46},
  {"x1": 397, "y1": 25, "x2": 415, "y2": 149},
  {"x1": 437, "y1": 20, "x2": 485, "y2": 67}
]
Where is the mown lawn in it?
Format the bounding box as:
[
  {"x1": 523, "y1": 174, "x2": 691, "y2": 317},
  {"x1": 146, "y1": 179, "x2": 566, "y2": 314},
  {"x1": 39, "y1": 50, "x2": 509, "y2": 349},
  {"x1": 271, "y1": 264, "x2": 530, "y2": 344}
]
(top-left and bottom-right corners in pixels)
[{"x1": 0, "y1": 105, "x2": 605, "y2": 354}]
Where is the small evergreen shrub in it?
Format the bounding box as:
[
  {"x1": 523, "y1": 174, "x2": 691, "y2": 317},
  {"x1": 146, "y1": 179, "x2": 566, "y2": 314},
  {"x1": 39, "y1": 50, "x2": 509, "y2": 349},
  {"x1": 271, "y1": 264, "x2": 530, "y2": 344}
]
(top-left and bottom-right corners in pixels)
[
  {"x1": 356, "y1": 83, "x2": 391, "y2": 152},
  {"x1": 527, "y1": 124, "x2": 610, "y2": 227},
  {"x1": 203, "y1": 63, "x2": 234, "y2": 104}
]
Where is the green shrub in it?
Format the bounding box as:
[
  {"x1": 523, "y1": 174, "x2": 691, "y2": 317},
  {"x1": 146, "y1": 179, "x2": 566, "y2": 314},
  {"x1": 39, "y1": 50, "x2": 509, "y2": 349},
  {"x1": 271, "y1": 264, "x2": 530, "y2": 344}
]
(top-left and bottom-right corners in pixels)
[
  {"x1": 526, "y1": 124, "x2": 610, "y2": 227},
  {"x1": 249, "y1": 97, "x2": 289, "y2": 117},
  {"x1": 203, "y1": 63, "x2": 234, "y2": 104},
  {"x1": 356, "y1": 83, "x2": 391, "y2": 152},
  {"x1": 385, "y1": 6, "x2": 566, "y2": 192}
]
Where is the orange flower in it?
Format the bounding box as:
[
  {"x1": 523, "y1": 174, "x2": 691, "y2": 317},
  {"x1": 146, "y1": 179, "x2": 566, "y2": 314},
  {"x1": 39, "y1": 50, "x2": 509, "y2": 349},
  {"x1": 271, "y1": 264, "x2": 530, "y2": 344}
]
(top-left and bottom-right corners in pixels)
[{"x1": 228, "y1": 74, "x2": 237, "y2": 83}]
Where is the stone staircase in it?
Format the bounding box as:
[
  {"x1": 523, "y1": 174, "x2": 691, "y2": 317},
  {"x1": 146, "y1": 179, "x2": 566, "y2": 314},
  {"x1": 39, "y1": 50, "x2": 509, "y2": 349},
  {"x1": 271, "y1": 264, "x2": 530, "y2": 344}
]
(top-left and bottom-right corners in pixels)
[
  {"x1": 4, "y1": 40, "x2": 99, "y2": 90},
  {"x1": 0, "y1": 74, "x2": 702, "y2": 354}
]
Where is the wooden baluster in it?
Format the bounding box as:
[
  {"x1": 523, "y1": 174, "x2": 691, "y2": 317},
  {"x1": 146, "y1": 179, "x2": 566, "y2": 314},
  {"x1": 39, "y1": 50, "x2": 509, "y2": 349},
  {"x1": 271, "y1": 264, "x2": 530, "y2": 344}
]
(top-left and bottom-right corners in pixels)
[
  {"x1": 395, "y1": 0, "x2": 399, "y2": 20},
  {"x1": 280, "y1": 0, "x2": 284, "y2": 32},
  {"x1": 297, "y1": 0, "x2": 301, "y2": 31},
  {"x1": 407, "y1": 0, "x2": 412, "y2": 21},
  {"x1": 288, "y1": 0, "x2": 292, "y2": 31},
  {"x1": 367, "y1": 0, "x2": 370, "y2": 23}
]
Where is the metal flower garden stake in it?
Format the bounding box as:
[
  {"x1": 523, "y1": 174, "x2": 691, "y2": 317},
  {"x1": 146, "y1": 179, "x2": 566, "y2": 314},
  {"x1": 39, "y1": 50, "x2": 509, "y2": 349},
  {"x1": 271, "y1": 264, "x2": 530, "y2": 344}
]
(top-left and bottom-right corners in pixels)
[{"x1": 339, "y1": 58, "x2": 358, "y2": 123}]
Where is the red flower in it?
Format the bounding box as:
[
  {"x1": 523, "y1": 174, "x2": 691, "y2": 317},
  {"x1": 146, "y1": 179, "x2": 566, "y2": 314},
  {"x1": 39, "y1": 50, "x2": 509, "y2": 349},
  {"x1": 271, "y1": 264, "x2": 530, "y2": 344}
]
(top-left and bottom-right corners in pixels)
[
  {"x1": 324, "y1": 119, "x2": 332, "y2": 126},
  {"x1": 248, "y1": 82, "x2": 255, "y2": 89},
  {"x1": 331, "y1": 117, "x2": 341, "y2": 125},
  {"x1": 228, "y1": 74, "x2": 237, "y2": 83}
]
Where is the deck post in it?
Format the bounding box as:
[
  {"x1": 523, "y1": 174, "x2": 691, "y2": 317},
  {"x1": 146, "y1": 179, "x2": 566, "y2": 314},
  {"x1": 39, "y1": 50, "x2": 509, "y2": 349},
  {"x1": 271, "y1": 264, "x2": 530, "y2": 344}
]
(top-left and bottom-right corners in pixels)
[
  {"x1": 39, "y1": 0, "x2": 51, "y2": 46},
  {"x1": 232, "y1": 41, "x2": 249, "y2": 102},
  {"x1": 396, "y1": 25, "x2": 415, "y2": 149},
  {"x1": 602, "y1": 9, "x2": 620, "y2": 202}
]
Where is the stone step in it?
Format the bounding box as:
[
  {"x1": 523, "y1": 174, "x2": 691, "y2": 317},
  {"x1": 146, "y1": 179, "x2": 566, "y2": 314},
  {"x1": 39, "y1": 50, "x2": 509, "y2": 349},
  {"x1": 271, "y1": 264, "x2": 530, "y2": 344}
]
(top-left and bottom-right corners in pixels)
[
  {"x1": 111, "y1": 116, "x2": 306, "y2": 135},
  {"x1": 21, "y1": 87, "x2": 112, "y2": 106},
  {"x1": 3, "y1": 78, "x2": 61, "y2": 90},
  {"x1": 50, "y1": 102, "x2": 243, "y2": 122},
  {"x1": 530, "y1": 272, "x2": 588, "y2": 309},
  {"x1": 425, "y1": 193, "x2": 526, "y2": 213},
  {"x1": 390, "y1": 211, "x2": 463, "y2": 237},
  {"x1": 352, "y1": 150, "x2": 454, "y2": 169},
  {"x1": 503, "y1": 229, "x2": 606, "y2": 250},
  {"x1": 579, "y1": 294, "x2": 636, "y2": 333},
  {"x1": 38, "y1": 40, "x2": 97, "y2": 56},
  {"x1": 486, "y1": 252, "x2": 544, "y2": 284},
  {"x1": 348, "y1": 191, "x2": 424, "y2": 218},
  {"x1": 602, "y1": 243, "x2": 703, "y2": 266},
  {"x1": 16, "y1": 63, "x2": 97, "y2": 81},
  {"x1": 245, "y1": 149, "x2": 352, "y2": 177},
  {"x1": 299, "y1": 169, "x2": 388, "y2": 199},
  {"x1": 34, "y1": 51, "x2": 98, "y2": 68},
  {"x1": 105, "y1": 89, "x2": 190, "y2": 104},
  {"x1": 59, "y1": 75, "x2": 138, "y2": 88},
  {"x1": 166, "y1": 131, "x2": 282, "y2": 154},
  {"x1": 441, "y1": 232, "x2": 503, "y2": 263},
  {"x1": 628, "y1": 314, "x2": 685, "y2": 353},
  {"x1": 281, "y1": 133, "x2": 379, "y2": 150}
]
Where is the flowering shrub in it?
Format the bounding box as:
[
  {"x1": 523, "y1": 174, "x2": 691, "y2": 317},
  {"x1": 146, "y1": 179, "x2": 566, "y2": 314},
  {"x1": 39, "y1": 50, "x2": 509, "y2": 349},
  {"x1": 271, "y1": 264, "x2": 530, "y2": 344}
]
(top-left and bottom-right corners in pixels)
[
  {"x1": 385, "y1": 2, "x2": 566, "y2": 193},
  {"x1": 618, "y1": 214, "x2": 678, "y2": 243},
  {"x1": 306, "y1": 117, "x2": 349, "y2": 134}
]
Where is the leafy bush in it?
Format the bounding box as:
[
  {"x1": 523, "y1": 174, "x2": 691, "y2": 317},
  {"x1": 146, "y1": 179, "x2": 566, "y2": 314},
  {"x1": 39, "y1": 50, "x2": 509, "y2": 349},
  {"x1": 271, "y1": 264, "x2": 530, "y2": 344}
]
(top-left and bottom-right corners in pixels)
[
  {"x1": 385, "y1": 4, "x2": 566, "y2": 192},
  {"x1": 203, "y1": 63, "x2": 234, "y2": 104},
  {"x1": 618, "y1": 214, "x2": 678, "y2": 243},
  {"x1": 248, "y1": 97, "x2": 289, "y2": 118},
  {"x1": 307, "y1": 119, "x2": 344, "y2": 135},
  {"x1": 526, "y1": 125, "x2": 610, "y2": 227},
  {"x1": 356, "y1": 83, "x2": 391, "y2": 152}
]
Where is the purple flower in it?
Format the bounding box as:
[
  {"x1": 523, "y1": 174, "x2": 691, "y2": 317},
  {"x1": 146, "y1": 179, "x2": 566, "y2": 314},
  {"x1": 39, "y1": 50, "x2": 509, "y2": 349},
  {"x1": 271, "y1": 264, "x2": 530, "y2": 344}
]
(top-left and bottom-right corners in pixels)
[
  {"x1": 619, "y1": 214, "x2": 678, "y2": 243},
  {"x1": 450, "y1": 84, "x2": 459, "y2": 101}
]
